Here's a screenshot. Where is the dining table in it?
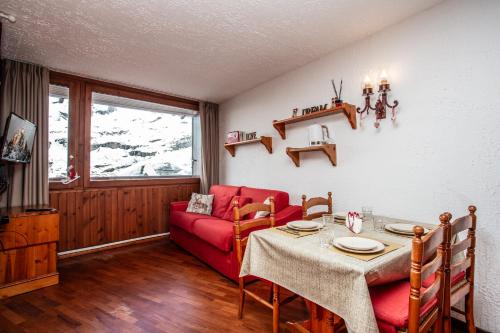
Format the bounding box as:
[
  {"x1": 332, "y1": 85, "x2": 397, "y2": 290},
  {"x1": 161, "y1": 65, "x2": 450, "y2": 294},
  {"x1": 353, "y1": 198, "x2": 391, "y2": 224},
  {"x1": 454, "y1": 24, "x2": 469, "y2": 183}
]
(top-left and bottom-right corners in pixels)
[{"x1": 239, "y1": 216, "x2": 436, "y2": 333}]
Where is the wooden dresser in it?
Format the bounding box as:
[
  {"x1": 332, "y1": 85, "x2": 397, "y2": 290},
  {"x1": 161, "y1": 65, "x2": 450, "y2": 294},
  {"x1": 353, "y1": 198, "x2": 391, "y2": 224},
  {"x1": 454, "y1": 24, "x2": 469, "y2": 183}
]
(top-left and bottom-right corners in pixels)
[{"x1": 0, "y1": 206, "x2": 59, "y2": 298}]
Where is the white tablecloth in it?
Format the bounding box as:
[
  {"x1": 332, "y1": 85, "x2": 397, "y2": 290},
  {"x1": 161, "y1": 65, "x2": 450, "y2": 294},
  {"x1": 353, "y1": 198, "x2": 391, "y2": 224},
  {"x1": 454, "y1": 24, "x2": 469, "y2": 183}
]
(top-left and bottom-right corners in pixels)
[{"x1": 240, "y1": 218, "x2": 433, "y2": 333}]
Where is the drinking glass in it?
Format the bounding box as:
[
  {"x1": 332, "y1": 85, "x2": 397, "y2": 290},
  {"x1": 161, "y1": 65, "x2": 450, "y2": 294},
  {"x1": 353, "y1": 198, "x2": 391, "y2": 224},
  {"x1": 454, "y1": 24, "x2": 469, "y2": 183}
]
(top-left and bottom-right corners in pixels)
[
  {"x1": 319, "y1": 229, "x2": 334, "y2": 248},
  {"x1": 322, "y1": 214, "x2": 334, "y2": 229},
  {"x1": 362, "y1": 206, "x2": 374, "y2": 230},
  {"x1": 374, "y1": 217, "x2": 385, "y2": 232}
]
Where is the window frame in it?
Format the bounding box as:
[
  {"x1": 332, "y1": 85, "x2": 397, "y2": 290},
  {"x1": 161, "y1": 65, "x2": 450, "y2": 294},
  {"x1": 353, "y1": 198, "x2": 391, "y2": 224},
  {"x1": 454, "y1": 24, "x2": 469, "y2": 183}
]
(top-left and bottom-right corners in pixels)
[
  {"x1": 48, "y1": 74, "x2": 82, "y2": 190},
  {"x1": 49, "y1": 72, "x2": 200, "y2": 190}
]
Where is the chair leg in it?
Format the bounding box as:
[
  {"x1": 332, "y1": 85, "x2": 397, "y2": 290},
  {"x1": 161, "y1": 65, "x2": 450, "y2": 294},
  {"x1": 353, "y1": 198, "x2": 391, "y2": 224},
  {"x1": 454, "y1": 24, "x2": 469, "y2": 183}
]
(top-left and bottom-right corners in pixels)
[
  {"x1": 465, "y1": 292, "x2": 476, "y2": 333},
  {"x1": 273, "y1": 283, "x2": 280, "y2": 333},
  {"x1": 269, "y1": 284, "x2": 274, "y2": 303},
  {"x1": 238, "y1": 278, "x2": 245, "y2": 319}
]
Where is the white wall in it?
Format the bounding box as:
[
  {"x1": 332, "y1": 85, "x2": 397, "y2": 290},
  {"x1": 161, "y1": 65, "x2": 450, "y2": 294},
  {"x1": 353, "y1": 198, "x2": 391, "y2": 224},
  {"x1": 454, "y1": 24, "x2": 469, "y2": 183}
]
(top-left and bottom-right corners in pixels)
[{"x1": 219, "y1": 0, "x2": 500, "y2": 331}]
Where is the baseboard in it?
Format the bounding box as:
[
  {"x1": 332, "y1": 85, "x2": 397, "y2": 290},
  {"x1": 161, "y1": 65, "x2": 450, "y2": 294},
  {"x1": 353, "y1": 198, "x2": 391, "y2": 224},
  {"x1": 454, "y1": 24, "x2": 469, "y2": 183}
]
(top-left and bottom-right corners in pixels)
[
  {"x1": 58, "y1": 233, "x2": 169, "y2": 259},
  {"x1": 452, "y1": 318, "x2": 489, "y2": 333},
  {"x1": 0, "y1": 273, "x2": 59, "y2": 299}
]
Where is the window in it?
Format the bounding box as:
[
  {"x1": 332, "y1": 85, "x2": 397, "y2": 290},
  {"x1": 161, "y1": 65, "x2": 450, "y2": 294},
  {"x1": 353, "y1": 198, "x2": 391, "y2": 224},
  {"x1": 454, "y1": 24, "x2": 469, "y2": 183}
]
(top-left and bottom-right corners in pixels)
[
  {"x1": 48, "y1": 84, "x2": 70, "y2": 179},
  {"x1": 90, "y1": 92, "x2": 199, "y2": 178}
]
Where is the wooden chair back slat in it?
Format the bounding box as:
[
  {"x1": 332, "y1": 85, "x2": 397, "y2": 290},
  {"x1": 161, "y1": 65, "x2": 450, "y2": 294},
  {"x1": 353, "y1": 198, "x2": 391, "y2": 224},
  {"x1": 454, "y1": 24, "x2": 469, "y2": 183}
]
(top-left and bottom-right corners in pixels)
[
  {"x1": 301, "y1": 192, "x2": 332, "y2": 221},
  {"x1": 450, "y1": 285, "x2": 470, "y2": 305},
  {"x1": 451, "y1": 257, "x2": 471, "y2": 277},
  {"x1": 451, "y1": 215, "x2": 472, "y2": 235},
  {"x1": 421, "y1": 254, "x2": 443, "y2": 283},
  {"x1": 236, "y1": 218, "x2": 275, "y2": 233},
  {"x1": 421, "y1": 277, "x2": 442, "y2": 305},
  {"x1": 419, "y1": 308, "x2": 439, "y2": 333},
  {"x1": 423, "y1": 227, "x2": 444, "y2": 263},
  {"x1": 451, "y1": 238, "x2": 471, "y2": 257},
  {"x1": 239, "y1": 203, "x2": 271, "y2": 218}
]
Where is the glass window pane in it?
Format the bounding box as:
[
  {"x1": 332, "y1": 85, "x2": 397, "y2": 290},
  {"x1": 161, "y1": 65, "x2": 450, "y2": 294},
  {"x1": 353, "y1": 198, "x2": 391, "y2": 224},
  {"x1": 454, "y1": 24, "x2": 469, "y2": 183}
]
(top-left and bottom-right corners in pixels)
[
  {"x1": 49, "y1": 85, "x2": 69, "y2": 179},
  {"x1": 90, "y1": 92, "x2": 196, "y2": 178}
]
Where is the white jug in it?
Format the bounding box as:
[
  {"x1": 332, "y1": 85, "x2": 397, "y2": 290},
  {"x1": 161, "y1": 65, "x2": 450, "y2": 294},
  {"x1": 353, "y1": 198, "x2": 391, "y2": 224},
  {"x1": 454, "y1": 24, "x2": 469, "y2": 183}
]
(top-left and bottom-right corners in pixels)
[{"x1": 308, "y1": 124, "x2": 333, "y2": 146}]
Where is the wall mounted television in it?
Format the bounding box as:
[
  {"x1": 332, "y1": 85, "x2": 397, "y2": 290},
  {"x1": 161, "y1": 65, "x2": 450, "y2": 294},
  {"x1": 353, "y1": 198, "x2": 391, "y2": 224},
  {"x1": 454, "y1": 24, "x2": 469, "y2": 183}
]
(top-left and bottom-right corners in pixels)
[{"x1": 0, "y1": 113, "x2": 37, "y2": 164}]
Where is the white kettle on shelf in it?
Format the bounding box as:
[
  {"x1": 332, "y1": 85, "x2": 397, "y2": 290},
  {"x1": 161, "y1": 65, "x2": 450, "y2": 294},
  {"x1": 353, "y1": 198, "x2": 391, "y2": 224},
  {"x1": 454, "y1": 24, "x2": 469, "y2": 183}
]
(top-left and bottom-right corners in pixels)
[{"x1": 307, "y1": 124, "x2": 333, "y2": 146}]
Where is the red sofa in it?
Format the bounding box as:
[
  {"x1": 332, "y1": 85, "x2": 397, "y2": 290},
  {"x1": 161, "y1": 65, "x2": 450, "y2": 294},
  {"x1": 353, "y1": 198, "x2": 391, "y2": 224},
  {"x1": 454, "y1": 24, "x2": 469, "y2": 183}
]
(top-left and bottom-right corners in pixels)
[{"x1": 169, "y1": 185, "x2": 302, "y2": 281}]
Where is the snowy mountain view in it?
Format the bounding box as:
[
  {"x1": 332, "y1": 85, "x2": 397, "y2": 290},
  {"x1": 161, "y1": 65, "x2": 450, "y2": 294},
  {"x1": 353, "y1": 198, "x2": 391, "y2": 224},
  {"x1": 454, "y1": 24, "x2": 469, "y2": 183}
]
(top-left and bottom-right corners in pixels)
[
  {"x1": 90, "y1": 102, "x2": 193, "y2": 178},
  {"x1": 49, "y1": 92, "x2": 195, "y2": 179},
  {"x1": 49, "y1": 95, "x2": 69, "y2": 179}
]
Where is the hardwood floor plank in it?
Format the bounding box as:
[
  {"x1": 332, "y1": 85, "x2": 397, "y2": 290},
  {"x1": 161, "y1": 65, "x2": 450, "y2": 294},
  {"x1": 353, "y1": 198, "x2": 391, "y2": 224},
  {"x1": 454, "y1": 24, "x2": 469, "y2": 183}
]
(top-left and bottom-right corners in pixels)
[{"x1": 0, "y1": 240, "x2": 472, "y2": 333}]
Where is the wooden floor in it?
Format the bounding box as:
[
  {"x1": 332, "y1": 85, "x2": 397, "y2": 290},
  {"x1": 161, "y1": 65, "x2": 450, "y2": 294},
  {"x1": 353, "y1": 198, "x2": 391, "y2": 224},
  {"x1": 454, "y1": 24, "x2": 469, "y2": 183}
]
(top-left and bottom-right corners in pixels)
[
  {"x1": 0, "y1": 240, "x2": 308, "y2": 333},
  {"x1": 0, "y1": 240, "x2": 472, "y2": 333}
]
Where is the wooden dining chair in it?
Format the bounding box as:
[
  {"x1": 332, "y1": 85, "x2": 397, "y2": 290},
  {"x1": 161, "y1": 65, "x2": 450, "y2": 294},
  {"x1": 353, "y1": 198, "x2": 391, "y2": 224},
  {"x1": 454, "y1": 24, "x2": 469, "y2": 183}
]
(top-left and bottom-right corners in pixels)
[
  {"x1": 369, "y1": 213, "x2": 450, "y2": 333},
  {"x1": 443, "y1": 206, "x2": 477, "y2": 333},
  {"x1": 234, "y1": 196, "x2": 296, "y2": 333},
  {"x1": 301, "y1": 192, "x2": 332, "y2": 220}
]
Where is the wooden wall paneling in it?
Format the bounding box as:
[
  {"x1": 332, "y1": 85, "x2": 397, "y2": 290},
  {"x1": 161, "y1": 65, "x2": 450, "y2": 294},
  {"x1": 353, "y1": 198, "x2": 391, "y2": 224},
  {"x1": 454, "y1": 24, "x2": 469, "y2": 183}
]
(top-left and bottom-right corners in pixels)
[
  {"x1": 49, "y1": 180, "x2": 200, "y2": 253},
  {"x1": 66, "y1": 191, "x2": 77, "y2": 251}
]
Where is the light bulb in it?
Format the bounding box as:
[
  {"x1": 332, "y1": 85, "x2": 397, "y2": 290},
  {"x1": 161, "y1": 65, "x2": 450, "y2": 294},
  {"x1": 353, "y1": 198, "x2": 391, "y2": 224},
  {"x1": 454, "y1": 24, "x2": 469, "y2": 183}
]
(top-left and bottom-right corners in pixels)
[{"x1": 380, "y1": 70, "x2": 388, "y2": 85}]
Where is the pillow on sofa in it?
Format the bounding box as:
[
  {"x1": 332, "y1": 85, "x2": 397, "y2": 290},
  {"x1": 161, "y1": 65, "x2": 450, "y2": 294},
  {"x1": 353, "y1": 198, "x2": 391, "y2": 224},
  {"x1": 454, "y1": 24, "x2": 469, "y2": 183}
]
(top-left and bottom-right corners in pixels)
[
  {"x1": 186, "y1": 193, "x2": 214, "y2": 215},
  {"x1": 254, "y1": 197, "x2": 271, "y2": 218},
  {"x1": 222, "y1": 196, "x2": 252, "y2": 221}
]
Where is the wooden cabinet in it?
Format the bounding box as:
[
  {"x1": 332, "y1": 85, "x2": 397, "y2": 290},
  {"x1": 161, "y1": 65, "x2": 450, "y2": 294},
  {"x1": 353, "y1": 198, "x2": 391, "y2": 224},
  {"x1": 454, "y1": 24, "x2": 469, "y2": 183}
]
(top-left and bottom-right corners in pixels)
[{"x1": 0, "y1": 207, "x2": 59, "y2": 299}]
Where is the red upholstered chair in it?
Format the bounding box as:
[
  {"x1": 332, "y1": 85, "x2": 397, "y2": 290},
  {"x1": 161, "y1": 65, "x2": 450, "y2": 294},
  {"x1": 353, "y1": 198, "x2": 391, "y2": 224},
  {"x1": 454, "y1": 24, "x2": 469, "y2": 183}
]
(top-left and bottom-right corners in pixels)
[
  {"x1": 369, "y1": 214, "x2": 450, "y2": 333},
  {"x1": 443, "y1": 206, "x2": 477, "y2": 333},
  {"x1": 301, "y1": 192, "x2": 332, "y2": 220}
]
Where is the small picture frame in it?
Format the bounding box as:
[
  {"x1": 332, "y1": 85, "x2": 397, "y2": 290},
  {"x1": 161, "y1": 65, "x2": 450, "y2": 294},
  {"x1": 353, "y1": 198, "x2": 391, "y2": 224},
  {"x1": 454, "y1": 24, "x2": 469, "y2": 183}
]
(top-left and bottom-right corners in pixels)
[{"x1": 226, "y1": 131, "x2": 240, "y2": 144}]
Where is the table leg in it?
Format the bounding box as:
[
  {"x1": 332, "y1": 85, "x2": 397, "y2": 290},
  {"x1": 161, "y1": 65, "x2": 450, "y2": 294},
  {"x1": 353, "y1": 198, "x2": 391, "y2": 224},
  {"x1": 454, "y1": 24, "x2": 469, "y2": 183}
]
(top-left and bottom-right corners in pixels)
[{"x1": 286, "y1": 299, "x2": 345, "y2": 333}]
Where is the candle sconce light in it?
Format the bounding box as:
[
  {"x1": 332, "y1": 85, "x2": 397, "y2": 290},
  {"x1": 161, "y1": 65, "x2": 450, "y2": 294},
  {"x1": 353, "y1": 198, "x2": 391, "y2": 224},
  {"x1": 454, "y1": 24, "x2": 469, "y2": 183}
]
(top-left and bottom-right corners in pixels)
[{"x1": 356, "y1": 70, "x2": 399, "y2": 128}]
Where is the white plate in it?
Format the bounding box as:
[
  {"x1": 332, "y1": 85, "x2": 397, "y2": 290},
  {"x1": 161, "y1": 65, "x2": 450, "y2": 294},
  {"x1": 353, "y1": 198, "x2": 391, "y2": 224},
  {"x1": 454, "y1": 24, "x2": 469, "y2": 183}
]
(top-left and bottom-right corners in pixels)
[
  {"x1": 385, "y1": 224, "x2": 429, "y2": 235},
  {"x1": 287, "y1": 220, "x2": 322, "y2": 231},
  {"x1": 332, "y1": 239, "x2": 385, "y2": 254},
  {"x1": 334, "y1": 212, "x2": 348, "y2": 219},
  {"x1": 335, "y1": 237, "x2": 382, "y2": 251}
]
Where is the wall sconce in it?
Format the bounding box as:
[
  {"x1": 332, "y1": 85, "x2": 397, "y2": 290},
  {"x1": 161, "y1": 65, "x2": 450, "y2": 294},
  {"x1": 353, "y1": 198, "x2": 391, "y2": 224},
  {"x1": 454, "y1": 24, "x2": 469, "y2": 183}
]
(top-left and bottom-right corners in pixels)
[{"x1": 356, "y1": 70, "x2": 399, "y2": 128}]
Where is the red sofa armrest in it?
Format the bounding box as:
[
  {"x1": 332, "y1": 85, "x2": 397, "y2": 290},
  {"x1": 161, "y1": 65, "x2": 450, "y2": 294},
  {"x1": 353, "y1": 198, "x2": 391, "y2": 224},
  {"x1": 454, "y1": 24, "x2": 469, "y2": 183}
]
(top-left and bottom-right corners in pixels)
[
  {"x1": 170, "y1": 201, "x2": 189, "y2": 212},
  {"x1": 275, "y1": 205, "x2": 303, "y2": 226}
]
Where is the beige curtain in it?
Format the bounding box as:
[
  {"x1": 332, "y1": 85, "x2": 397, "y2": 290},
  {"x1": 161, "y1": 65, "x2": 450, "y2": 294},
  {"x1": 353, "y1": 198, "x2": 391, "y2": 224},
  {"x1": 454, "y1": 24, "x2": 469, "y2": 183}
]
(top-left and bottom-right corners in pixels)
[
  {"x1": 200, "y1": 101, "x2": 219, "y2": 193},
  {"x1": 0, "y1": 59, "x2": 49, "y2": 207}
]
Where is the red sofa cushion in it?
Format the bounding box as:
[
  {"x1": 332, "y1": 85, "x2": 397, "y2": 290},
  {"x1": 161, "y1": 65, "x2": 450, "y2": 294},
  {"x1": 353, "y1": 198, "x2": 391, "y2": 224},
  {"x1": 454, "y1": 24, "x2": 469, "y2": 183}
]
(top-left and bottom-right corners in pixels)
[
  {"x1": 240, "y1": 186, "x2": 289, "y2": 213},
  {"x1": 369, "y1": 279, "x2": 437, "y2": 330},
  {"x1": 209, "y1": 185, "x2": 241, "y2": 219},
  {"x1": 192, "y1": 218, "x2": 234, "y2": 252},
  {"x1": 170, "y1": 211, "x2": 208, "y2": 233},
  {"x1": 222, "y1": 196, "x2": 253, "y2": 221}
]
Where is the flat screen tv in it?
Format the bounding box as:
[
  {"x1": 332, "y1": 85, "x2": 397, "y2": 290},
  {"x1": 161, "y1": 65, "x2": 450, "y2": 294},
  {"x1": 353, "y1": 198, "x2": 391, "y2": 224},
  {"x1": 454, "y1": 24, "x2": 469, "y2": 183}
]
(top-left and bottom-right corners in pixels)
[{"x1": 1, "y1": 113, "x2": 37, "y2": 164}]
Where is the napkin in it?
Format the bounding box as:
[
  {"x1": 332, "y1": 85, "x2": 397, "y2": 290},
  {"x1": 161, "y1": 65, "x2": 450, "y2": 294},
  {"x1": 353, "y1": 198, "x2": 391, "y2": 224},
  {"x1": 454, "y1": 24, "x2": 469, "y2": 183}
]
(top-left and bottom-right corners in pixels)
[{"x1": 346, "y1": 211, "x2": 363, "y2": 233}]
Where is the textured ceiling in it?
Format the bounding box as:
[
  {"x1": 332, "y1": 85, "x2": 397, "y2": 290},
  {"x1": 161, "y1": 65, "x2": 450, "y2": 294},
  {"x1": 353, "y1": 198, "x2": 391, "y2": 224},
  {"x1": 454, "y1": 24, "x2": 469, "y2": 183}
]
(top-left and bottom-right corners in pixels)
[{"x1": 1, "y1": 0, "x2": 441, "y2": 102}]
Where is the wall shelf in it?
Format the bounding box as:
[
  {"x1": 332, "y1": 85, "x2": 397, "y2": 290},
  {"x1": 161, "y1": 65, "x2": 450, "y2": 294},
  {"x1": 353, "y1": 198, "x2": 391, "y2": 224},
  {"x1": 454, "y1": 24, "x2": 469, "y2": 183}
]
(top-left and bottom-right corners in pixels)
[
  {"x1": 224, "y1": 136, "x2": 273, "y2": 157},
  {"x1": 286, "y1": 144, "x2": 336, "y2": 167},
  {"x1": 272, "y1": 103, "x2": 357, "y2": 139}
]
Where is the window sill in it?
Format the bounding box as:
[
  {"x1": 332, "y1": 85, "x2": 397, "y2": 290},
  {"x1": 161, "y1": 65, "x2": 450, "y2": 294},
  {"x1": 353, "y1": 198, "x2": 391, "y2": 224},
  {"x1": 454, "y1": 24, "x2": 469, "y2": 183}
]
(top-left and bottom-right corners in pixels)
[{"x1": 87, "y1": 176, "x2": 200, "y2": 188}]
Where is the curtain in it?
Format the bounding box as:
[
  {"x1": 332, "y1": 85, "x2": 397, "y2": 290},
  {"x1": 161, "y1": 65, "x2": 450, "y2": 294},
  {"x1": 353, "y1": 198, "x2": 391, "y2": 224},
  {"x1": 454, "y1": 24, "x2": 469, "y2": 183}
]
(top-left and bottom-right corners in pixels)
[
  {"x1": 0, "y1": 59, "x2": 49, "y2": 207},
  {"x1": 199, "y1": 101, "x2": 219, "y2": 194}
]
